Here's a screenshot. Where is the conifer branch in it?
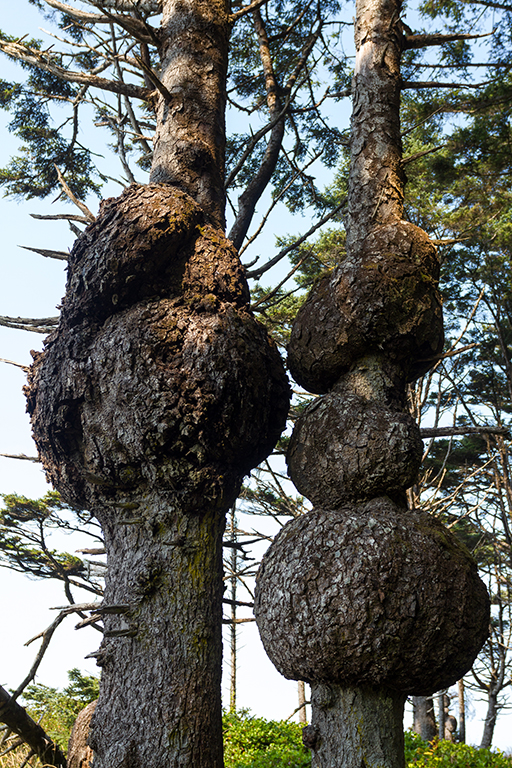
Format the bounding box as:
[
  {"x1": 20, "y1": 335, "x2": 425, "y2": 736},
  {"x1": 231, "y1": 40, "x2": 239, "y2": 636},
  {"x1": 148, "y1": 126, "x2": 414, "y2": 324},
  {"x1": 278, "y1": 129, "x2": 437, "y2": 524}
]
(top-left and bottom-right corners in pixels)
[
  {"x1": 421, "y1": 426, "x2": 510, "y2": 438},
  {"x1": 54, "y1": 166, "x2": 96, "y2": 222},
  {"x1": 230, "y1": 0, "x2": 271, "y2": 22},
  {"x1": 0, "y1": 316, "x2": 59, "y2": 334},
  {"x1": 0, "y1": 40, "x2": 153, "y2": 102},
  {"x1": 402, "y1": 80, "x2": 488, "y2": 89}
]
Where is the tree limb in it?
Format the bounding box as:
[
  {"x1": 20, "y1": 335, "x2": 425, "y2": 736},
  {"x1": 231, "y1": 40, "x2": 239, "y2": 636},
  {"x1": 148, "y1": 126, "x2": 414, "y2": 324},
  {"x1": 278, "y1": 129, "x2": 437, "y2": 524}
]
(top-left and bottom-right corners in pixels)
[
  {"x1": 0, "y1": 316, "x2": 59, "y2": 334},
  {"x1": 0, "y1": 453, "x2": 40, "y2": 462},
  {"x1": 0, "y1": 687, "x2": 66, "y2": 768},
  {"x1": 404, "y1": 31, "x2": 493, "y2": 50},
  {"x1": 0, "y1": 40, "x2": 153, "y2": 102},
  {"x1": 402, "y1": 80, "x2": 488, "y2": 89},
  {"x1": 230, "y1": 0, "x2": 271, "y2": 22},
  {"x1": 19, "y1": 246, "x2": 69, "y2": 261},
  {"x1": 421, "y1": 426, "x2": 510, "y2": 438}
]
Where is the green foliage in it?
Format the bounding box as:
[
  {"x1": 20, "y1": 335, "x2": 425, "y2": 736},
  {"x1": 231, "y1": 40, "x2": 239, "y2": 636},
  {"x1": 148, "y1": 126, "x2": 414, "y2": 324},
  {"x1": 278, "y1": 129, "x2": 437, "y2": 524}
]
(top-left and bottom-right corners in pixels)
[
  {"x1": 0, "y1": 491, "x2": 103, "y2": 595},
  {"x1": 22, "y1": 669, "x2": 99, "y2": 750},
  {"x1": 223, "y1": 711, "x2": 311, "y2": 768},
  {"x1": 404, "y1": 732, "x2": 512, "y2": 767}
]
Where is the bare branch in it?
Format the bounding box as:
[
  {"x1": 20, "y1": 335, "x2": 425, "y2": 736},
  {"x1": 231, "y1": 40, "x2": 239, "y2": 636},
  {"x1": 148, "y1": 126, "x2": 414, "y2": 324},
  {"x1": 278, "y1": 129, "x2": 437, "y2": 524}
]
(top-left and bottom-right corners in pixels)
[
  {"x1": 19, "y1": 245, "x2": 68, "y2": 261},
  {"x1": 404, "y1": 31, "x2": 493, "y2": 50},
  {"x1": 421, "y1": 426, "x2": 511, "y2": 438},
  {"x1": 402, "y1": 80, "x2": 488, "y2": 89},
  {"x1": 0, "y1": 316, "x2": 58, "y2": 334},
  {"x1": 0, "y1": 40, "x2": 153, "y2": 102},
  {"x1": 230, "y1": 0, "x2": 271, "y2": 21},
  {"x1": 84, "y1": 0, "x2": 162, "y2": 12},
  {"x1": 402, "y1": 144, "x2": 444, "y2": 165},
  {"x1": 54, "y1": 166, "x2": 96, "y2": 222},
  {"x1": 30, "y1": 212, "x2": 91, "y2": 223},
  {"x1": 0, "y1": 453, "x2": 40, "y2": 463},
  {"x1": 246, "y1": 202, "x2": 345, "y2": 279},
  {"x1": 0, "y1": 687, "x2": 66, "y2": 768},
  {"x1": 0, "y1": 358, "x2": 29, "y2": 372}
]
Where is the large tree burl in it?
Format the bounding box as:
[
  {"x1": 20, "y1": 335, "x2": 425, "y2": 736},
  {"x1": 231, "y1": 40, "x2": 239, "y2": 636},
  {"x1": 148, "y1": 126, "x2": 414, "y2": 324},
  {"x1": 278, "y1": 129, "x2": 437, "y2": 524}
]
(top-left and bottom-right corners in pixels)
[
  {"x1": 25, "y1": 184, "x2": 290, "y2": 513},
  {"x1": 287, "y1": 357, "x2": 423, "y2": 505},
  {"x1": 254, "y1": 498, "x2": 489, "y2": 694},
  {"x1": 288, "y1": 222, "x2": 444, "y2": 393}
]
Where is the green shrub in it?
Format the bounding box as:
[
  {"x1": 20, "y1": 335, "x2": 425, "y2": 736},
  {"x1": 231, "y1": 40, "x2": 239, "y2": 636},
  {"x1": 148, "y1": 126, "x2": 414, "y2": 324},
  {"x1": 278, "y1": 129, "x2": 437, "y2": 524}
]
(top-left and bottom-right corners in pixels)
[
  {"x1": 405, "y1": 731, "x2": 512, "y2": 767},
  {"x1": 223, "y1": 710, "x2": 311, "y2": 768}
]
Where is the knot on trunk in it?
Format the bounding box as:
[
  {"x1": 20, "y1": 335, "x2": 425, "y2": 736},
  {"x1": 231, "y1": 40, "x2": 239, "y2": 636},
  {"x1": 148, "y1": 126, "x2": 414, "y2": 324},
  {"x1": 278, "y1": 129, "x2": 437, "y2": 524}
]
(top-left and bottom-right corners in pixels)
[
  {"x1": 25, "y1": 184, "x2": 290, "y2": 513},
  {"x1": 255, "y1": 498, "x2": 489, "y2": 695},
  {"x1": 288, "y1": 221, "x2": 443, "y2": 393}
]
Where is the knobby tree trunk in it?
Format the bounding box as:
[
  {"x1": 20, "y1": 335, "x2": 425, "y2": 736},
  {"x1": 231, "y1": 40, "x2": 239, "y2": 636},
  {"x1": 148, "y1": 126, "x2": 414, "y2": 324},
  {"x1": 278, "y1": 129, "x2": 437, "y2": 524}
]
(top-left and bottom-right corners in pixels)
[
  {"x1": 25, "y1": 2, "x2": 290, "y2": 766},
  {"x1": 255, "y1": 0, "x2": 490, "y2": 764}
]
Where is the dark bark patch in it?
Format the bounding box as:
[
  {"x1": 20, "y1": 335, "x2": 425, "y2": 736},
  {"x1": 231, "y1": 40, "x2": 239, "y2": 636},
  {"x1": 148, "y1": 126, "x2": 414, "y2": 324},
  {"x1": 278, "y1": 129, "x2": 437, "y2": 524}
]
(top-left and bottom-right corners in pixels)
[{"x1": 255, "y1": 498, "x2": 489, "y2": 694}]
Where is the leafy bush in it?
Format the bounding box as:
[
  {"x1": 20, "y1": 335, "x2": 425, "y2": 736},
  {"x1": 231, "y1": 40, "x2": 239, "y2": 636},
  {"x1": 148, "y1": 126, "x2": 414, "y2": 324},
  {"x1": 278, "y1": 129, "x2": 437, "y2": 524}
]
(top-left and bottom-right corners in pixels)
[
  {"x1": 223, "y1": 710, "x2": 311, "y2": 768},
  {"x1": 404, "y1": 731, "x2": 512, "y2": 767}
]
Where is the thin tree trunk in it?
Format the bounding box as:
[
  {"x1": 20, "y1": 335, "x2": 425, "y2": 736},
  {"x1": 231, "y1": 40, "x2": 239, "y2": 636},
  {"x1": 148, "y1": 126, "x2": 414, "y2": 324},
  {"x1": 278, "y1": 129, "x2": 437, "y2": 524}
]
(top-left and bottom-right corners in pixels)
[
  {"x1": 298, "y1": 681, "x2": 307, "y2": 724},
  {"x1": 457, "y1": 680, "x2": 466, "y2": 744},
  {"x1": 437, "y1": 693, "x2": 445, "y2": 741},
  {"x1": 479, "y1": 687, "x2": 500, "y2": 749},
  {"x1": 412, "y1": 696, "x2": 437, "y2": 742},
  {"x1": 306, "y1": 684, "x2": 405, "y2": 768},
  {"x1": 89, "y1": 494, "x2": 225, "y2": 767},
  {"x1": 229, "y1": 506, "x2": 237, "y2": 713}
]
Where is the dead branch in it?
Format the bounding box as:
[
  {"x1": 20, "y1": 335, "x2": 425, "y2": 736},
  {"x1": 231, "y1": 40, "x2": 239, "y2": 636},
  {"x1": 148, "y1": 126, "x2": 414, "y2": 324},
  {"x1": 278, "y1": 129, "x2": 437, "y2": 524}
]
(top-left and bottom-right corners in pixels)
[
  {"x1": 421, "y1": 426, "x2": 510, "y2": 439},
  {"x1": 0, "y1": 453, "x2": 40, "y2": 462},
  {"x1": 0, "y1": 687, "x2": 66, "y2": 768},
  {"x1": 54, "y1": 166, "x2": 96, "y2": 222},
  {"x1": 19, "y1": 245, "x2": 68, "y2": 261},
  {"x1": 404, "y1": 31, "x2": 493, "y2": 50},
  {"x1": 30, "y1": 212, "x2": 91, "y2": 223}
]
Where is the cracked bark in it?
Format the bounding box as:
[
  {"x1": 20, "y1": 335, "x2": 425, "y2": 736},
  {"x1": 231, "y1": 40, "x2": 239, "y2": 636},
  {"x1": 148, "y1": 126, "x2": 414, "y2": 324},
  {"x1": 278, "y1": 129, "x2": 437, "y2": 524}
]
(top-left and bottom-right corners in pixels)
[
  {"x1": 25, "y1": 3, "x2": 290, "y2": 765},
  {"x1": 256, "y1": 0, "x2": 489, "y2": 765}
]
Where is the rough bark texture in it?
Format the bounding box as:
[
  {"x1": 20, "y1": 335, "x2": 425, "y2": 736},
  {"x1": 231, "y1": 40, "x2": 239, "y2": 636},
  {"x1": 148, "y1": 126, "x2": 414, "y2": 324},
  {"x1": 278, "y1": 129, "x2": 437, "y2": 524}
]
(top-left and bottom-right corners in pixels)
[
  {"x1": 88, "y1": 499, "x2": 225, "y2": 767},
  {"x1": 68, "y1": 701, "x2": 96, "y2": 768},
  {"x1": 288, "y1": 222, "x2": 444, "y2": 392},
  {"x1": 256, "y1": 0, "x2": 490, "y2": 764},
  {"x1": 346, "y1": 0, "x2": 404, "y2": 255},
  {"x1": 255, "y1": 498, "x2": 489, "y2": 695},
  {"x1": 150, "y1": 0, "x2": 229, "y2": 228},
  {"x1": 305, "y1": 685, "x2": 406, "y2": 768},
  {"x1": 26, "y1": 185, "x2": 289, "y2": 514},
  {"x1": 26, "y1": 184, "x2": 290, "y2": 768},
  {"x1": 287, "y1": 356, "x2": 423, "y2": 506}
]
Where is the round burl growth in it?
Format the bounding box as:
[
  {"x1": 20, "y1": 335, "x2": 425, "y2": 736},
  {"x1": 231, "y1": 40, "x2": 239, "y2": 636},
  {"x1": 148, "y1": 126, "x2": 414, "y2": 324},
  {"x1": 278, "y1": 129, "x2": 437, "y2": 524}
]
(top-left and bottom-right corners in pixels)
[
  {"x1": 26, "y1": 184, "x2": 290, "y2": 512},
  {"x1": 287, "y1": 357, "x2": 422, "y2": 505},
  {"x1": 288, "y1": 222, "x2": 444, "y2": 393},
  {"x1": 255, "y1": 498, "x2": 489, "y2": 695}
]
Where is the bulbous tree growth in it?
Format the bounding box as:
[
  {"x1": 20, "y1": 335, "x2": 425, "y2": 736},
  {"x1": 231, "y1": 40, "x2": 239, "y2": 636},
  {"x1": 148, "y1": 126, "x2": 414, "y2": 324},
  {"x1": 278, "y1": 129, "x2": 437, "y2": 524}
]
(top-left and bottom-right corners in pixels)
[
  {"x1": 255, "y1": 0, "x2": 490, "y2": 765},
  {"x1": 24, "y1": 2, "x2": 290, "y2": 766}
]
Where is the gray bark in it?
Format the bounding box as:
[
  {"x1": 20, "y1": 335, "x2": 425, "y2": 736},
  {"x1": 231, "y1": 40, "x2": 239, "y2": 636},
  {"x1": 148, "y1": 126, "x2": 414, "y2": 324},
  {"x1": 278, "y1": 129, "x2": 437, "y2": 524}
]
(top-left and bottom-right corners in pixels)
[
  {"x1": 305, "y1": 684, "x2": 405, "y2": 768},
  {"x1": 457, "y1": 680, "x2": 465, "y2": 743},
  {"x1": 412, "y1": 696, "x2": 437, "y2": 742},
  {"x1": 89, "y1": 496, "x2": 225, "y2": 767}
]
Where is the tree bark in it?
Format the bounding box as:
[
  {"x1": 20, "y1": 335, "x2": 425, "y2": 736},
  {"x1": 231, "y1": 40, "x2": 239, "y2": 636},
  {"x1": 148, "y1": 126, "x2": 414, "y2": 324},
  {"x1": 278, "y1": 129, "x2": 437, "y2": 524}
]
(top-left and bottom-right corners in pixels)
[
  {"x1": 305, "y1": 684, "x2": 405, "y2": 768},
  {"x1": 480, "y1": 687, "x2": 499, "y2": 749},
  {"x1": 346, "y1": 0, "x2": 405, "y2": 256},
  {"x1": 150, "y1": 0, "x2": 230, "y2": 229},
  {"x1": 89, "y1": 494, "x2": 225, "y2": 767},
  {"x1": 412, "y1": 696, "x2": 437, "y2": 742},
  {"x1": 457, "y1": 680, "x2": 465, "y2": 743}
]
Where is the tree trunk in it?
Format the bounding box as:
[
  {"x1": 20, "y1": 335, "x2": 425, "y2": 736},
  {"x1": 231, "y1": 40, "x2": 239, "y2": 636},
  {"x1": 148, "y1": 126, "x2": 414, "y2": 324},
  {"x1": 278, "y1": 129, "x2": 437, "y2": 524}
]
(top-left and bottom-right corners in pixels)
[
  {"x1": 150, "y1": 0, "x2": 230, "y2": 229},
  {"x1": 305, "y1": 684, "x2": 405, "y2": 768},
  {"x1": 480, "y1": 687, "x2": 499, "y2": 749},
  {"x1": 457, "y1": 680, "x2": 465, "y2": 743},
  {"x1": 412, "y1": 696, "x2": 437, "y2": 742},
  {"x1": 89, "y1": 495, "x2": 225, "y2": 766},
  {"x1": 298, "y1": 681, "x2": 307, "y2": 724}
]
